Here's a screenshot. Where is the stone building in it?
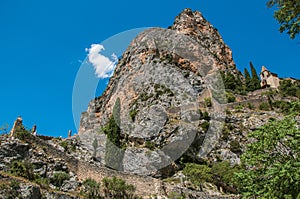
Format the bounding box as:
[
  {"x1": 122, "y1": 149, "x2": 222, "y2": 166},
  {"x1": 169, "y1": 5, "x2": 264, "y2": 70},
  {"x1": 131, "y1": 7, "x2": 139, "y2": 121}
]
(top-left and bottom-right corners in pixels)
[{"x1": 260, "y1": 66, "x2": 280, "y2": 89}]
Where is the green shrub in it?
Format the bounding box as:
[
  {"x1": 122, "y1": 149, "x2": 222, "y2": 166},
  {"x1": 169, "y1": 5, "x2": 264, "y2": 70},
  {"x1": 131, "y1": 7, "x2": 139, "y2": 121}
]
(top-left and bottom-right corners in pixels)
[
  {"x1": 226, "y1": 92, "x2": 236, "y2": 103},
  {"x1": 139, "y1": 92, "x2": 153, "y2": 101},
  {"x1": 273, "y1": 100, "x2": 291, "y2": 113},
  {"x1": 154, "y1": 84, "x2": 174, "y2": 96},
  {"x1": 102, "y1": 176, "x2": 136, "y2": 199},
  {"x1": 225, "y1": 109, "x2": 231, "y2": 115},
  {"x1": 247, "y1": 103, "x2": 254, "y2": 110},
  {"x1": 200, "y1": 111, "x2": 210, "y2": 120},
  {"x1": 15, "y1": 128, "x2": 32, "y2": 141},
  {"x1": 51, "y1": 171, "x2": 70, "y2": 187},
  {"x1": 145, "y1": 141, "x2": 155, "y2": 150},
  {"x1": 82, "y1": 178, "x2": 101, "y2": 199},
  {"x1": 279, "y1": 79, "x2": 300, "y2": 97},
  {"x1": 59, "y1": 140, "x2": 76, "y2": 153},
  {"x1": 10, "y1": 160, "x2": 35, "y2": 180},
  {"x1": 0, "y1": 180, "x2": 21, "y2": 198},
  {"x1": 259, "y1": 102, "x2": 270, "y2": 111},
  {"x1": 34, "y1": 177, "x2": 50, "y2": 188},
  {"x1": 200, "y1": 121, "x2": 209, "y2": 132},
  {"x1": 59, "y1": 141, "x2": 68, "y2": 151},
  {"x1": 129, "y1": 109, "x2": 139, "y2": 121},
  {"x1": 183, "y1": 163, "x2": 213, "y2": 190},
  {"x1": 222, "y1": 128, "x2": 230, "y2": 141},
  {"x1": 168, "y1": 192, "x2": 186, "y2": 199},
  {"x1": 230, "y1": 140, "x2": 242, "y2": 154},
  {"x1": 234, "y1": 104, "x2": 244, "y2": 111},
  {"x1": 212, "y1": 161, "x2": 241, "y2": 188},
  {"x1": 204, "y1": 97, "x2": 212, "y2": 107}
]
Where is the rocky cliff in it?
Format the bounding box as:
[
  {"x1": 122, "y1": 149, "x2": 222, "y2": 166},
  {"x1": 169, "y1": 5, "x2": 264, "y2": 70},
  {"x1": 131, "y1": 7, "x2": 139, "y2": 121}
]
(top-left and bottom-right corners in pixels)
[{"x1": 78, "y1": 8, "x2": 245, "y2": 176}]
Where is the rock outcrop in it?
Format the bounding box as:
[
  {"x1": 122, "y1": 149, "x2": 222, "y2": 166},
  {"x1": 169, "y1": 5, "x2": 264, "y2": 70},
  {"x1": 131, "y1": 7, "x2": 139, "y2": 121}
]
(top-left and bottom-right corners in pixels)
[{"x1": 78, "y1": 8, "x2": 243, "y2": 176}]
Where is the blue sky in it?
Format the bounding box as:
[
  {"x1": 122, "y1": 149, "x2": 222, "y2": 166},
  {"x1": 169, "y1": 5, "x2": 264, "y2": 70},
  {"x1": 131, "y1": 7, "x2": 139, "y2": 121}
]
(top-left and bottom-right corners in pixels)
[{"x1": 0, "y1": 0, "x2": 299, "y2": 137}]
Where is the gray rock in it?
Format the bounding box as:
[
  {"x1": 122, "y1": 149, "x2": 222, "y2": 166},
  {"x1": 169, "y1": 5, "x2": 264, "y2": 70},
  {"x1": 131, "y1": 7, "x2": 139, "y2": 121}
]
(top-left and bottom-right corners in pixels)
[
  {"x1": 60, "y1": 180, "x2": 79, "y2": 192},
  {"x1": 19, "y1": 184, "x2": 42, "y2": 199}
]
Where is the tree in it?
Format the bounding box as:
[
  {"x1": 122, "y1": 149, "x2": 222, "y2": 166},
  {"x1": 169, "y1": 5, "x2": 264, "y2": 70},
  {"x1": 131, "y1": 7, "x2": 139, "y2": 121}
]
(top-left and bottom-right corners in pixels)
[
  {"x1": 103, "y1": 97, "x2": 125, "y2": 170},
  {"x1": 103, "y1": 98, "x2": 122, "y2": 147},
  {"x1": 236, "y1": 115, "x2": 300, "y2": 198},
  {"x1": 279, "y1": 79, "x2": 300, "y2": 97},
  {"x1": 244, "y1": 68, "x2": 251, "y2": 91},
  {"x1": 267, "y1": 0, "x2": 300, "y2": 39},
  {"x1": 249, "y1": 62, "x2": 261, "y2": 91}
]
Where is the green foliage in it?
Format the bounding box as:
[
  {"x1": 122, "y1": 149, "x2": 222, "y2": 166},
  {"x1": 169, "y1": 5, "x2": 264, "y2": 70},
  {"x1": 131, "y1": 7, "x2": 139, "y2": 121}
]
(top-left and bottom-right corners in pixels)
[
  {"x1": 183, "y1": 163, "x2": 213, "y2": 189},
  {"x1": 200, "y1": 121, "x2": 209, "y2": 132},
  {"x1": 15, "y1": 128, "x2": 33, "y2": 141},
  {"x1": 145, "y1": 141, "x2": 155, "y2": 150},
  {"x1": 279, "y1": 79, "x2": 300, "y2": 98},
  {"x1": 51, "y1": 171, "x2": 70, "y2": 187},
  {"x1": 234, "y1": 104, "x2": 244, "y2": 111},
  {"x1": 226, "y1": 92, "x2": 236, "y2": 103},
  {"x1": 199, "y1": 111, "x2": 210, "y2": 121},
  {"x1": 273, "y1": 101, "x2": 300, "y2": 115},
  {"x1": 230, "y1": 140, "x2": 242, "y2": 154},
  {"x1": 259, "y1": 102, "x2": 270, "y2": 111},
  {"x1": 168, "y1": 192, "x2": 186, "y2": 199},
  {"x1": 221, "y1": 124, "x2": 233, "y2": 141},
  {"x1": 10, "y1": 160, "x2": 35, "y2": 180},
  {"x1": 212, "y1": 161, "x2": 241, "y2": 188},
  {"x1": 103, "y1": 99, "x2": 125, "y2": 170},
  {"x1": 289, "y1": 101, "x2": 300, "y2": 113},
  {"x1": 2, "y1": 180, "x2": 21, "y2": 199},
  {"x1": 129, "y1": 109, "x2": 139, "y2": 121},
  {"x1": 103, "y1": 99, "x2": 122, "y2": 147},
  {"x1": 221, "y1": 71, "x2": 244, "y2": 93},
  {"x1": 204, "y1": 97, "x2": 212, "y2": 107},
  {"x1": 154, "y1": 84, "x2": 174, "y2": 97},
  {"x1": 247, "y1": 103, "x2": 254, "y2": 110},
  {"x1": 244, "y1": 68, "x2": 251, "y2": 91},
  {"x1": 34, "y1": 177, "x2": 50, "y2": 188},
  {"x1": 273, "y1": 100, "x2": 291, "y2": 113},
  {"x1": 267, "y1": 0, "x2": 300, "y2": 39},
  {"x1": 249, "y1": 62, "x2": 261, "y2": 91},
  {"x1": 235, "y1": 116, "x2": 300, "y2": 198},
  {"x1": 82, "y1": 178, "x2": 102, "y2": 199},
  {"x1": 102, "y1": 176, "x2": 136, "y2": 199},
  {"x1": 139, "y1": 92, "x2": 154, "y2": 101},
  {"x1": 59, "y1": 140, "x2": 76, "y2": 153},
  {"x1": 59, "y1": 141, "x2": 68, "y2": 151}
]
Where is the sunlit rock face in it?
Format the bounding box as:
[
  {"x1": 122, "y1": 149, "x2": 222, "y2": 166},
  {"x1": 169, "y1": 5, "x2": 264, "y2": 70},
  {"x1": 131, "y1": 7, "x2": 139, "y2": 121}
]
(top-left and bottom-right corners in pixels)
[{"x1": 78, "y1": 8, "x2": 241, "y2": 176}]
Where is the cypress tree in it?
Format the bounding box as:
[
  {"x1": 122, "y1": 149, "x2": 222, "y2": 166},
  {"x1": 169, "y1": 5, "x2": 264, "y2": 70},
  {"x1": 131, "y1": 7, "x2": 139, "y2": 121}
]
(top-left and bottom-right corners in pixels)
[
  {"x1": 104, "y1": 97, "x2": 124, "y2": 171},
  {"x1": 249, "y1": 62, "x2": 261, "y2": 91},
  {"x1": 244, "y1": 68, "x2": 251, "y2": 91}
]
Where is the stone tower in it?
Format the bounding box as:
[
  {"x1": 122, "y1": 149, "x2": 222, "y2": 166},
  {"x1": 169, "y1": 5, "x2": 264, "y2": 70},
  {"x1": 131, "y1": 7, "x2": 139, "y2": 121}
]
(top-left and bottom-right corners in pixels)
[{"x1": 260, "y1": 66, "x2": 280, "y2": 89}]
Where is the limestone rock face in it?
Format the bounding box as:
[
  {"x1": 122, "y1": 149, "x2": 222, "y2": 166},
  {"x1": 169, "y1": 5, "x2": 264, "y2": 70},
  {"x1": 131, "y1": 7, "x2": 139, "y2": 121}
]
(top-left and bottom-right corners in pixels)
[{"x1": 78, "y1": 8, "x2": 242, "y2": 176}]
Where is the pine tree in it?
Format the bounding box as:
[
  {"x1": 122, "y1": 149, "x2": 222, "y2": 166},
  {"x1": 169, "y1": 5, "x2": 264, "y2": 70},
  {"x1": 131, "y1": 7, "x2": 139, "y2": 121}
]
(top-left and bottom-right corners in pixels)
[
  {"x1": 249, "y1": 62, "x2": 261, "y2": 91},
  {"x1": 244, "y1": 68, "x2": 251, "y2": 91}
]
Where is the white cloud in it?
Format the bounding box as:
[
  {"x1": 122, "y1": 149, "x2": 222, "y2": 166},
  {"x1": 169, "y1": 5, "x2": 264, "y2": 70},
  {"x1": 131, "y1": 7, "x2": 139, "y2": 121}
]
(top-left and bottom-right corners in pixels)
[{"x1": 85, "y1": 44, "x2": 118, "y2": 78}]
